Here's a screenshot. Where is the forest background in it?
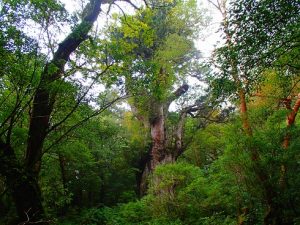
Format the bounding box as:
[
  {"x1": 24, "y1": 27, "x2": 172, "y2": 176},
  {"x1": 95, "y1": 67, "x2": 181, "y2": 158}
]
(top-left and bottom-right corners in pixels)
[{"x1": 0, "y1": 0, "x2": 299, "y2": 224}]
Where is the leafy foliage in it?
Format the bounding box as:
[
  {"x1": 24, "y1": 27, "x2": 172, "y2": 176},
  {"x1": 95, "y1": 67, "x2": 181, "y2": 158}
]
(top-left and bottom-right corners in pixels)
[{"x1": 0, "y1": 0, "x2": 300, "y2": 225}]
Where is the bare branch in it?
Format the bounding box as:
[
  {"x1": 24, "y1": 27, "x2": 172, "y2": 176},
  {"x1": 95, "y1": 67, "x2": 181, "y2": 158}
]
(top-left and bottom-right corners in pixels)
[
  {"x1": 166, "y1": 84, "x2": 189, "y2": 106},
  {"x1": 17, "y1": 207, "x2": 52, "y2": 225},
  {"x1": 207, "y1": 0, "x2": 221, "y2": 11},
  {"x1": 122, "y1": 0, "x2": 139, "y2": 10}
]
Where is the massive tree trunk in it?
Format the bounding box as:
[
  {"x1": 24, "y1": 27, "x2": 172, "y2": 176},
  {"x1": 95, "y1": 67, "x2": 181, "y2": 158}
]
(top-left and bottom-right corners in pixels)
[
  {"x1": 0, "y1": 1, "x2": 103, "y2": 223},
  {"x1": 149, "y1": 103, "x2": 172, "y2": 168},
  {"x1": 135, "y1": 84, "x2": 189, "y2": 195},
  {"x1": 138, "y1": 103, "x2": 171, "y2": 195}
]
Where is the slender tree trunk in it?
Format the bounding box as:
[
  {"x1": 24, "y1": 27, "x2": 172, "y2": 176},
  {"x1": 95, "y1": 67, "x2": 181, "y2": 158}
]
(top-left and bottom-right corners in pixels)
[
  {"x1": 58, "y1": 154, "x2": 67, "y2": 190},
  {"x1": 282, "y1": 94, "x2": 300, "y2": 148},
  {"x1": 277, "y1": 94, "x2": 300, "y2": 224},
  {"x1": 281, "y1": 95, "x2": 300, "y2": 186},
  {"x1": 174, "y1": 111, "x2": 187, "y2": 159},
  {"x1": 58, "y1": 153, "x2": 68, "y2": 216},
  {"x1": 210, "y1": 1, "x2": 285, "y2": 222},
  {"x1": 238, "y1": 90, "x2": 252, "y2": 136},
  {"x1": 238, "y1": 89, "x2": 282, "y2": 225}
]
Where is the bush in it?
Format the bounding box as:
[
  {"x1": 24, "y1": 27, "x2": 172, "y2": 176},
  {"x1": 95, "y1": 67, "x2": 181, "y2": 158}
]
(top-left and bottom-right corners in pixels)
[
  {"x1": 79, "y1": 199, "x2": 150, "y2": 225},
  {"x1": 146, "y1": 162, "x2": 207, "y2": 223}
]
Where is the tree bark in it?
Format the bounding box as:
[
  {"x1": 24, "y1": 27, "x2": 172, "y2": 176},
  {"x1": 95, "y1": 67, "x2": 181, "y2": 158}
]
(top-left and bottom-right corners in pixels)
[
  {"x1": 282, "y1": 94, "x2": 300, "y2": 148},
  {"x1": 238, "y1": 90, "x2": 252, "y2": 136},
  {"x1": 138, "y1": 103, "x2": 172, "y2": 195},
  {"x1": 149, "y1": 103, "x2": 170, "y2": 168},
  {"x1": 134, "y1": 84, "x2": 189, "y2": 195}
]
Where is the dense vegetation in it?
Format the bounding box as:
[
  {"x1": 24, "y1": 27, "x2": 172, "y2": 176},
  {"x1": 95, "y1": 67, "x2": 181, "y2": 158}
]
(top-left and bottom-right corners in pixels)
[{"x1": 0, "y1": 0, "x2": 299, "y2": 224}]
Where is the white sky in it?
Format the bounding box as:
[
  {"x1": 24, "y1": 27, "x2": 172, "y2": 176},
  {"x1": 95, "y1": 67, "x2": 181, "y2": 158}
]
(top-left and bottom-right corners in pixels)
[{"x1": 196, "y1": 0, "x2": 223, "y2": 57}]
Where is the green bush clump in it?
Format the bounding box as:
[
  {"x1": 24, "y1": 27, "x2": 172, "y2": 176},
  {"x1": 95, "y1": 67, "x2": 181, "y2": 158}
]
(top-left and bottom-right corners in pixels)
[{"x1": 79, "y1": 199, "x2": 150, "y2": 225}]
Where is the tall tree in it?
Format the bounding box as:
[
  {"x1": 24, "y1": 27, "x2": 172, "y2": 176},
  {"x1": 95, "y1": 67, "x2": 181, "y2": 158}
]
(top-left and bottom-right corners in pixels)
[
  {"x1": 101, "y1": 0, "x2": 206, "y2": 194},
  {"x1": 0, "y1": 0, "x2": 105, "y2": 223},
  {"x1": 209, "y1": 0, "x2": 299, "y2": 224}
]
